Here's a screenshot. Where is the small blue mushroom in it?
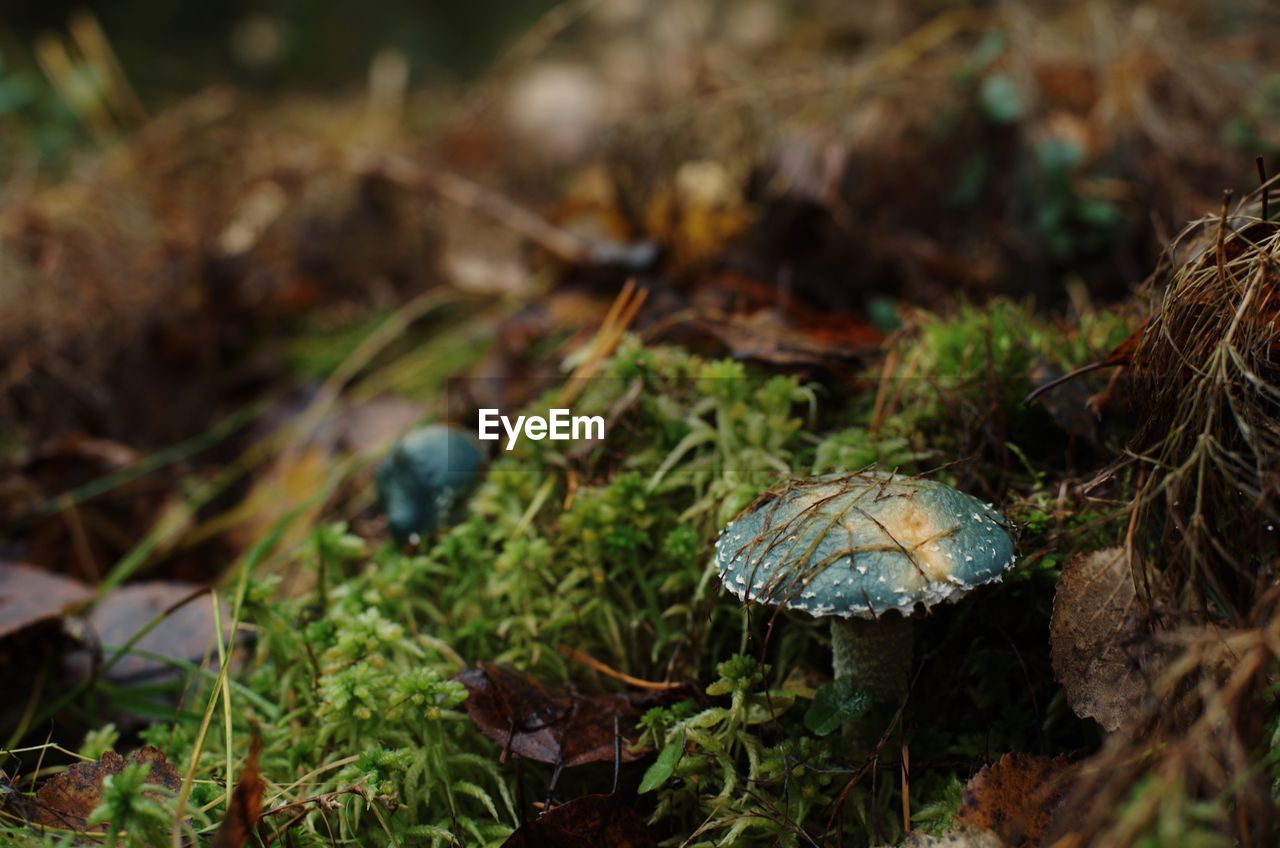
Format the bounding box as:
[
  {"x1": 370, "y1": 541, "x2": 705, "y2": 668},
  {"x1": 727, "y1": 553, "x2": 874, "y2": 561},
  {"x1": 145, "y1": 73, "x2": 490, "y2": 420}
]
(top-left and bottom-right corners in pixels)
[
  {"x1": 715, "y1": 470, "x2": 1016, "y2": 701},
  {"x1": 376, "y1": 425, "x2": 485, "y2": 544}
]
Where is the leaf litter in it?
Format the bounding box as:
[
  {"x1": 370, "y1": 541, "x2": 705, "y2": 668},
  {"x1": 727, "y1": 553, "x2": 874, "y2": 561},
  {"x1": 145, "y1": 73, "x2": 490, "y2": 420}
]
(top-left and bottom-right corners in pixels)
[
  {"x1": 954, "y1": 753, "x2": 1073, "y2": 847},
  {"x1": 1049, "y1": 547, "x2": 1169, "y2": 734},
  {"x1": 210, "y1": 734, "x2": 264, "y2": 848},
  {"x1": 0, "y1": 562, "x2": 93, "y2": 641},
  {"x1": 500, "y1": 792, "x2": 657, "y2": 848},
  {"x1": 31, "y1": 746, "x2": 180, "y2": 832},
  {"x1": 456, "y1": 663, "x2": 689, "y2": 768}
]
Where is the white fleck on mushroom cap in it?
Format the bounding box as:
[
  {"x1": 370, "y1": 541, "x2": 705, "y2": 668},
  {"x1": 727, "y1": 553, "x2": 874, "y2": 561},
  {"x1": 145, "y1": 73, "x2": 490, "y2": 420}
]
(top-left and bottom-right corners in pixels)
[{"x1": 715, "y1": 471, "x2": 1016, "y2": 618}]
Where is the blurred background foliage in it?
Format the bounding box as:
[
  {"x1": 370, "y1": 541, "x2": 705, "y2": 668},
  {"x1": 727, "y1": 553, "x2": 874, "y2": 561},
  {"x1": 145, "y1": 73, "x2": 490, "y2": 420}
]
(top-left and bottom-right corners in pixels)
[
  {"x1": 2, "y1": 1, "x2": 559, "y2": 91},
  {"x1": 0, "y1": 0, "x2": 557, "y2": 168}
]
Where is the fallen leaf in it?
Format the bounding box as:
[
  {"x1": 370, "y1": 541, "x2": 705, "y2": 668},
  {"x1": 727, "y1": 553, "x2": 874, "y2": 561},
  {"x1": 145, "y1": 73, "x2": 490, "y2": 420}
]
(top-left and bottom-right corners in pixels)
[
  {"x1": 1050, "y1": 547, "x2": 1165, "y2": 734},
  {"x1": 688, "y1": 272, "x2": 883, "y2": 369},
  {"x1": 33, "y1": 746, "x2": 180, "y2": 831},
  {"x1": 696, "y1": 310, "x2": 883, "y2": 368},
  {"x1": 73, "y1": 581, "x2": 229, "y2": 684},
  {"x1": 500, "y1": 793, "x2": 658, "y2": 848},
  {"x1": 229, "y1": 394, "x2": 424, "y2": 560},
  {"x1": 768, "y1": 130, "x2": 850, "y2": 211},
  {"x1": 456, "y1": 664, "x2": 680, "y2": 767},
  {"x1": 212, "y1": 735, "x2": 265, "y2": 848},
  {"x1": 0, "y1": 561, "x2": 93, "y2": 640},
  {"x1": 955, "y1": 753, "x2": 1073, "y2": 847}
]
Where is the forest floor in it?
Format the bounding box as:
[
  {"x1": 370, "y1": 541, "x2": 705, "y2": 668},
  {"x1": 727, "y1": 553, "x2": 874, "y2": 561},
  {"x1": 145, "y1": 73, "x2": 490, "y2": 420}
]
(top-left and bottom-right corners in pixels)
[{"x1": 2, "y1": 2, "x2": 1280, "y2": 846}]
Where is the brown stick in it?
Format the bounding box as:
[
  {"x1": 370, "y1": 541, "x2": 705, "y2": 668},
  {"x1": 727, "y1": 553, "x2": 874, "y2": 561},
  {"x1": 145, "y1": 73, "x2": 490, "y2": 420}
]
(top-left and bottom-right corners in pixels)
[
  {"x1": 557, "y1": 644, "x2": 684, "y2": 691},
  {"x1": 1023, "y1": 359, "x2": 1120, "y2": 405}
]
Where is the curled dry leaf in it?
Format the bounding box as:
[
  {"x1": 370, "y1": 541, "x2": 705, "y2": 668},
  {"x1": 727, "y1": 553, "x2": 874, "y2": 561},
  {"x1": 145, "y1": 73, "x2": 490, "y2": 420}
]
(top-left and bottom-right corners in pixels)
[
  {"x1": 955, "y1": 753, "x2": 1073, "y2": 848},
  {"x1": 456, "y1": 663, "x2": 685, "y2": 767},
  {"x1": 695, "y1": 310, "x2": 883, "y2": 368},
  {"x1": 0, "y1": 561, "x2": 93, "y2": 640},
  {"x1": 500, "y1": 793, "x2": 658, "y2": 848},
  {"x1": 1050, "y1": 546, "x2": 1165, "y2": 734},
  {"x1": 32, "y1": 746, "x2": 180, "y2": 831},
  {"x1": 211, "y1": 734, "x2": 265, "y2": 848}
]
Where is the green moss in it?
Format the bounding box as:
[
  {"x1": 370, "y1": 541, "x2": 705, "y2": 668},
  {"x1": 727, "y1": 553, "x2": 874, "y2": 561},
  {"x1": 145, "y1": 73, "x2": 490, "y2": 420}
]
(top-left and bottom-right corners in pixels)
[
  {"x1": 872, "y1": 300, "x2": 1132, "y2": 489},
  {"x1": 1, "y1": 308, "x2": 1166, "y2": 847}
]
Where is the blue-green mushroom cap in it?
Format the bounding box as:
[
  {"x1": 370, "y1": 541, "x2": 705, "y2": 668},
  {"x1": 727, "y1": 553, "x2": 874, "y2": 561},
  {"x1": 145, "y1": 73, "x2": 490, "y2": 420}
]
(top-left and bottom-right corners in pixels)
[
  {"x1": 376, "y1": 425, "x2": 485, "y2": 544},
  {"x1": 715, "y1": 471, "x2": 1015, "y2": 618}
]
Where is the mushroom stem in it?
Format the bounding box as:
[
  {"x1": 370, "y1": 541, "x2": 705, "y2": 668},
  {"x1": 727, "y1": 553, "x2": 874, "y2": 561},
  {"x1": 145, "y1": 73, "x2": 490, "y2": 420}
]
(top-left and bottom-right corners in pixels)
[{"x1": 830, "y1": 614, "x2": 912, "y2": 702}]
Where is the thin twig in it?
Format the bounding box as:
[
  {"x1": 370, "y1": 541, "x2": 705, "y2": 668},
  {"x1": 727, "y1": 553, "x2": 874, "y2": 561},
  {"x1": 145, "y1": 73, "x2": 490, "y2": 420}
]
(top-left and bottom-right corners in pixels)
[
  {"x1": 1257, "y1": 157, "x2": 1269, "y2": 222},
  {"x1": 557, "y1": 644, "x2": 684, "y2": 691}
]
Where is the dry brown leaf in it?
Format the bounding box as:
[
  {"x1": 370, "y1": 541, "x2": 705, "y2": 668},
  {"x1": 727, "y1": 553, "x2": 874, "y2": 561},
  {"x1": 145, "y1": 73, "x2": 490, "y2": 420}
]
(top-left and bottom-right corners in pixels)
[
  {"x1": 0, "y1": 561, "x2": 94, "y2": 640},
  {"x1": 688, "y1": 272, "x2": 883, "y2": 369},
  {"x1": 211, "y1": 735, "x2": 265, "y2": 848},
  {"x1": 955, "y1": 753, "x2": 1072, "y2": 848},
  {"x1": 75, "y1": 581, "x2": 227, "y2": 684},
  {"x1": 32, "y1": 746, "x2": 180, "y2": 831},
  {"x1": 455, "y1": 664, "x2": 688, "y2": 767},
  {"x1": 500, "y1": 792, "x2": 658, "y2": 848},
  {"x1": 1050, "y1": 547, "x2": 1163, "y2": 734},
  {"x1": 696, "y1": 311, "x2": 883, "y2": 368}
]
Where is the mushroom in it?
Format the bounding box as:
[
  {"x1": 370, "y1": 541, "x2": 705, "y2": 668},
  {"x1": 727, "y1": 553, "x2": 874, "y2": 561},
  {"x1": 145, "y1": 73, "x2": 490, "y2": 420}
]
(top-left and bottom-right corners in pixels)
[
  {"x1": 715, "y1": 470, "x2": 1015, "y2": 701},
  {"x1": 376, "y1": 425, "x2": 485, "y2": 544}
]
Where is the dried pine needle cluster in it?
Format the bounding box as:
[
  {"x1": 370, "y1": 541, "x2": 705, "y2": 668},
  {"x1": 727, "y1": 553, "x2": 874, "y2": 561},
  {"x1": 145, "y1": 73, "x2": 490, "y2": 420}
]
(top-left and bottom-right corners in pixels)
[
  {"x1": 1061, "y1": 190, "x2": 1280, "y2": 846},
  {"x1": 1127, "y1": 190, "x2": 1280, "y2": 622},
  {"x1": 1053, "y1": 590, "x2": 1280, "y2": 845}
]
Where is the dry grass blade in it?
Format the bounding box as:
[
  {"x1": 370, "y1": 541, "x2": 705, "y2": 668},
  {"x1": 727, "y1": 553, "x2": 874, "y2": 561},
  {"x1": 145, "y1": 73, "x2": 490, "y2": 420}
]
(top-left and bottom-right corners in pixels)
[{"x1": 556, "y1": 279, "x2": 648, "y2": 408}]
